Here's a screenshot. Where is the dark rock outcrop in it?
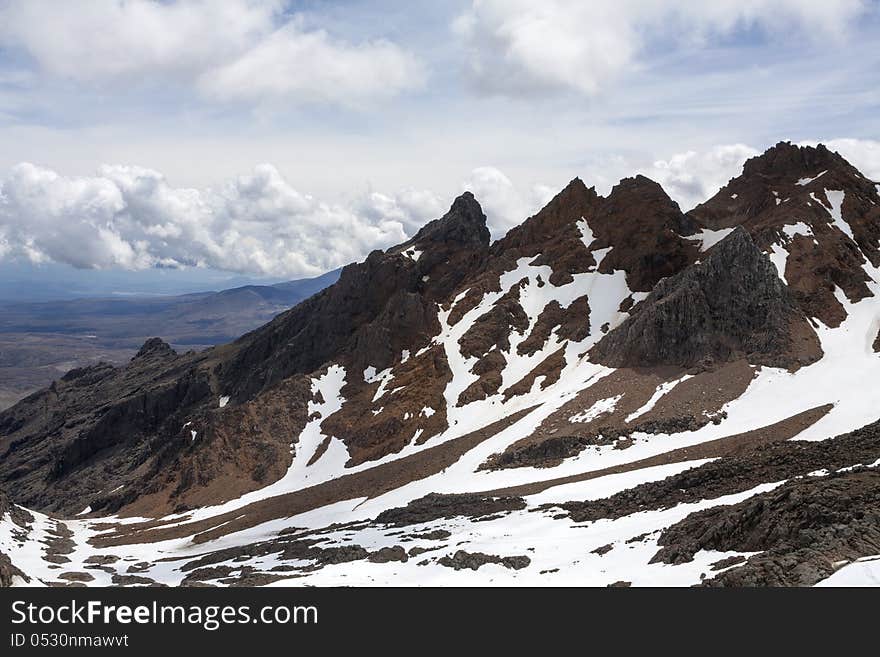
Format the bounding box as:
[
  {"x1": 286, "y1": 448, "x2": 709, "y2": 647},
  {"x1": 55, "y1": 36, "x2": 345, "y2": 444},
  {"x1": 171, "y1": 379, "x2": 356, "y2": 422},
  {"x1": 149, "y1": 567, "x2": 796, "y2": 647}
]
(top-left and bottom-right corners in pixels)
[
  {"x1": 651, "y1": 468, "x2": 880, "y2": 587},
  {"x1": 375, "y1": 493, "x2": 527, "y2": 527},
  {"x1": 133, "y1": 337, "x2": 176, "y2": 361},
  {"x1": 485, "y1": 414, "x2": 720, "y2": 470},
  {"x1": 436, "y1": 550, "x2": 531, "y2": 571},
  {"x1": 590, "y1": 227, "x2": 822, "y2": 370},
  {"x1": 551, "y1": 416, "x2": 880, "y2": 523}
]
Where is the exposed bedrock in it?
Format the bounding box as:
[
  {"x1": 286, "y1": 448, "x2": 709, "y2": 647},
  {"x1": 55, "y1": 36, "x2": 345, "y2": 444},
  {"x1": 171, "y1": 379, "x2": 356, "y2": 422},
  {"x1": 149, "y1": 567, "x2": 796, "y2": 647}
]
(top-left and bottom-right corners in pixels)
[{"x1": 590, "y1": 227, "x2": 822, "y2": 370}]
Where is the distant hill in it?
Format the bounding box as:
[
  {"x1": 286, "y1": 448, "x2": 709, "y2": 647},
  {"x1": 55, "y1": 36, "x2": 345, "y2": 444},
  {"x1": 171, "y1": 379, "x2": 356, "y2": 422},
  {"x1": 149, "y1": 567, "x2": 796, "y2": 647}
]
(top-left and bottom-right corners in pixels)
[{"x1": 0, "y1": 268, "x2": 341, "y2": 409}]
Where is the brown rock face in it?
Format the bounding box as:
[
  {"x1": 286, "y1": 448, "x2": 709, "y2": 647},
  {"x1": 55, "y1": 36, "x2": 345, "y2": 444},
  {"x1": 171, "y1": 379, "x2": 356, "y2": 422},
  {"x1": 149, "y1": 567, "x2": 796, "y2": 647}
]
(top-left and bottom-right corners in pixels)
[
  {"x1": 450, "y1": 175, "x2": 699, "y2": 325},
  {"x1": 590, "y1": 175, "x2": 700, "y2": 292},
  {"x1": 590, "y1": 228, "x2": 822, "y2": 370},
  {"x1": 447, "y1": 178, "x2": 601, "y2": 325},
  {"x1": 689, "y1": 142, "x2": 880, "y2": 326},
  {"x1": 451, "y1": 175, "x2": 702, "y2": 409}
]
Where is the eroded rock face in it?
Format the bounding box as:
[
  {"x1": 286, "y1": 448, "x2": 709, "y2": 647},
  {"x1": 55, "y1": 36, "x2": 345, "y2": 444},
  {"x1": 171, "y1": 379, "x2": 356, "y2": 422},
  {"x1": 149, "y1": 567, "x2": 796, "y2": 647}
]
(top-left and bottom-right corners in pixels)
[
  {"x1": 590, "y1": 228, "x2": 822, "y2": 370},
  {"x1": 0, "y1": 340, "x2": 217, "y2": 514}
]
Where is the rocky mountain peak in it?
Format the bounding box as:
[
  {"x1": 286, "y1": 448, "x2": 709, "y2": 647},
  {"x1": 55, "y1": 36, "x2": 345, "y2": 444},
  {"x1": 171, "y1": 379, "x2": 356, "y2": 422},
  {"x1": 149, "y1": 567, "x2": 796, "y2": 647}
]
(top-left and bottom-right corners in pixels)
[
  {"x1": 742, "y1": 142, "x2": 848, "y2": 179},
  {"x1": 689, "y1": 142, "x2": 880, "y2": 327},
  {"x1": 600, "y1": 174, "x2": 697, "y2": 237},
  {"x1": 220, "y1": 194, "x2": 491, "y2": 400},
  {"x1": 132, "y1": 337, "x2": 176, "y2": 361},
  {"x1": 590, "y1": 227, "x2": 822, "y2": 370},
  {"x1": 405, "y1": 191, "x2": 489, "y2": 250}
]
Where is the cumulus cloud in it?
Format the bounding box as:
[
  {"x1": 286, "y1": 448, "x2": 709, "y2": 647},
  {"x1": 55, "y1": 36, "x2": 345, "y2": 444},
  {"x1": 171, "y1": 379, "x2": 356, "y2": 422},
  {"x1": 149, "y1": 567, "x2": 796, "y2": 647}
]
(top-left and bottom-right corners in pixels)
[
  {"x1": 454, "y1": 0, "x2": 868, "y2": 96},
  {"x1": 353, "y1": 189, "x2": 446, "y2": 237},
  {"x1": 462, "y1": 167, "x2": 555, "y2": 237},
  {"x1": 0, "y1": 162, "x2": 443, "y2": 277},
  {"x1": 0, "y1": 0, "x2": 423, "y2": 106},
  {"x1": 645, "y1": 139, "x2": 880, "y2": 210},
  {"x1": 644, "y1": 144, "x2": 760, "y2": 210},
  {"x1": 3, "y1": 139, "x2": 876, "y2": 276},
  {"x1": 804, "y1": 139, "x2": 880, "y2": 181},
  {"x1": 0, "y1": 160, "x2": 552, "y2": 275}
]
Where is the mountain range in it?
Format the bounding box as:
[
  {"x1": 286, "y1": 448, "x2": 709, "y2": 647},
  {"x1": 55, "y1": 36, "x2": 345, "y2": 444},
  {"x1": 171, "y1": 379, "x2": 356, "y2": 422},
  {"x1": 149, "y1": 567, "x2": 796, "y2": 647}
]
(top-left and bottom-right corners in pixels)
[
  {"x1": 0, "y1": 270, "x2": 340, "y2": 411},
  {"x1": 1, "y1": 142, "x2": 879, "y2": 587}
]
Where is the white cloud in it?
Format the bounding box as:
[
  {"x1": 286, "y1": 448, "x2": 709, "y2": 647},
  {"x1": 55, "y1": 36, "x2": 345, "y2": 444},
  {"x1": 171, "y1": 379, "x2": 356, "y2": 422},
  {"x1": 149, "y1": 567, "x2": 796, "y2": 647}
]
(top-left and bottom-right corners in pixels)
[
  {"x1": 462, "y1": 167, "x2": 555, "y2": 237},
  {"x1": 454, "y1": 0, "x2": 868, "y2": 96},
  {"x1": 353, "y1": 189, "x2": 446, "y2": 236},
  {"x1": 803, "y1": 139, "x2": 880, "y2": 181},
  {"x1": 200, "y1": 18, "x2": 424, "y2": 106},
  {"x1": 0, "y1": 0, "x2": 423, "y2": 106},
  {"x1": 2, "y1": 139, "x2": 876, "y2": 276},
  {"x1": 0, "y1": 0, "x2": 276, "y2": 82},
  {"x1": 645, "y1": 144, "x2": 760, "y2": 210},
  {"x1": 0, "y1": 162, "x2": 437, "y2": 277}
]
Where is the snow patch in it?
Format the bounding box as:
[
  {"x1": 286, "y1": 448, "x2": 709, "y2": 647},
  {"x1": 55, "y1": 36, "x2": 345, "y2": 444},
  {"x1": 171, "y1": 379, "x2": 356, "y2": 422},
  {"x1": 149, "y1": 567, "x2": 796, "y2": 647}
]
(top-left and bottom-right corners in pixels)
[
  {"x1": 402, "y1": 247, "x2": 422, "y2": 261},
  {"x1": 688, "y1": 227, "x2": 734, "y2": 252},
  {"x1": 625, "y1": 375, "x2": 694, "y2": 423},
  {"x1": 570, "y1": 395, "x2": 623, "y2": 423},
  {"x1": 816, "y1": 555, "x2": 880, "y2": 587},
  {"x1": 576, "y1": 217, "x2": 595, "y2": 250},
  {"x1": 824, "y1": 189, "x2": 854, "y2": 241},
  {"x1": 797, "y1": 170, "x2": 827, "y2": 186},
  {"x1": 365, "y1": 367, "x2": 395, "y2": 402}
]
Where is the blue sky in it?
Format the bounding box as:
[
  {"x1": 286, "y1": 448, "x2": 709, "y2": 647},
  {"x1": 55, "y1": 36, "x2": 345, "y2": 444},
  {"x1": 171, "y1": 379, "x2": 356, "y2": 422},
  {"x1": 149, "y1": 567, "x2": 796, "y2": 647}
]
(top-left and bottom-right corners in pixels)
[{"x1": 0, "y1": 0, "x2": 878, "y2": 294}]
